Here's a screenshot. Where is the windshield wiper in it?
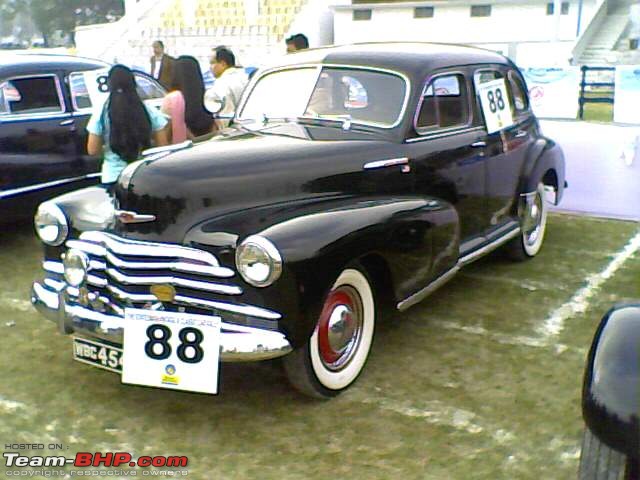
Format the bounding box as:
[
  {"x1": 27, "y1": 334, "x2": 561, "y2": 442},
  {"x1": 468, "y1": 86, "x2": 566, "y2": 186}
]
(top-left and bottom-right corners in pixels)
[{"x1": 298, "y1": 114, "x2": 353, "y2": 131}]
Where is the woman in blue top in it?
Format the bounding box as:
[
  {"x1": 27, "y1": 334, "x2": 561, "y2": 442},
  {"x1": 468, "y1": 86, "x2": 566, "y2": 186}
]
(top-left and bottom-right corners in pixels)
[{"x1": 87, "y1": 64, "x2": 168, "y2": 188}]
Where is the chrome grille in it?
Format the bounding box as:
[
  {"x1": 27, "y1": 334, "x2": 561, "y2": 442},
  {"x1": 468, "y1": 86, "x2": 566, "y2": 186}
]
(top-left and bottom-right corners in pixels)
[{"x1": 56, "y1": 231, "x2": 281, "y2": 321}]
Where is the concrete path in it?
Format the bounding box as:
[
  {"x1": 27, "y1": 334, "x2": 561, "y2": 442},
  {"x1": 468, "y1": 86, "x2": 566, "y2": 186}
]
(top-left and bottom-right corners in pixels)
[{"x1": 542, "y1": 120, "x2": 640, "y2": 221}]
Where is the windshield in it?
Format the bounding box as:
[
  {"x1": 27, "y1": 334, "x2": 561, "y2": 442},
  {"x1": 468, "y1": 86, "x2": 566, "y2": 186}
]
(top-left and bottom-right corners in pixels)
[{"x1": 238, "y1": 66, "x2": 407, "y2": 128}]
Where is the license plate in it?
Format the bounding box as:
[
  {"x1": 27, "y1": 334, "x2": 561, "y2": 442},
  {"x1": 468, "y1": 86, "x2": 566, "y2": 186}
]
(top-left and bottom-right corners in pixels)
[
  {"x1": 121, "y1": 308, "x2": 222, "y2": 395},
  {"x1": 73, "y1": 337, "x2": 123, "y2": 373}
]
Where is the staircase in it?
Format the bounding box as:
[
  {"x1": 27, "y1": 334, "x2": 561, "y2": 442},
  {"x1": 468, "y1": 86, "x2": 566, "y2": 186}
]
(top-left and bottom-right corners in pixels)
[{"x1": 576, "y1": 0, "x2": 634, "y2": 65}]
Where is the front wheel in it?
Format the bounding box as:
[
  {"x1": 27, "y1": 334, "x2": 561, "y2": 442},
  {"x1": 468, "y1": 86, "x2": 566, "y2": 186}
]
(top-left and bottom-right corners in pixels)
[
  {"x1": 283, "y1": 267, "x2": 376, "y2": 399},
  {"x1": 579, "y1": 428, "x2": 638, "y2": 480},
  {"x1": 506, "y1": 182, "x2": 548, "y2": 261}
]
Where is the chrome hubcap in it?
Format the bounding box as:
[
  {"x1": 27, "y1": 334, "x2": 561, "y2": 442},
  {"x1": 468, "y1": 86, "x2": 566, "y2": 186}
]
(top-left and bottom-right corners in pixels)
[
  {"x1": 525, "y1": 193, "x2": 543, "y2": 245},
  {"x1": 317, "y1": 286, "x2": 363, "y2": 371}
]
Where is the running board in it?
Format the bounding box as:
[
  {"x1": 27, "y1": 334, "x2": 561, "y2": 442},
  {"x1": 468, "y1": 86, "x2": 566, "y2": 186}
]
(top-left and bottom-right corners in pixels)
[
  {"x1": 396, "y1": 226, "x2": 521, "y2": 311},
  {"x1": 458, "y1": 226, "x2": 521, "y2": 266}
]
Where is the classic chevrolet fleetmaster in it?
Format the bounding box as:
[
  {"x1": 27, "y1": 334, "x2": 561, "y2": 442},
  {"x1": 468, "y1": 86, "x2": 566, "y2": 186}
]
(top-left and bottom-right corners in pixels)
[{"x1": 31, "y1": 43, "x2": 565, "y2": 398}]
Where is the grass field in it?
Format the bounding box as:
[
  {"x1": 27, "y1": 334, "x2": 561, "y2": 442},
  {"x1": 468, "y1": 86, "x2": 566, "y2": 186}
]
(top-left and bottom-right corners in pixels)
[{"x1": 0, "y1": 214, "x2": 638, "y2": 479}]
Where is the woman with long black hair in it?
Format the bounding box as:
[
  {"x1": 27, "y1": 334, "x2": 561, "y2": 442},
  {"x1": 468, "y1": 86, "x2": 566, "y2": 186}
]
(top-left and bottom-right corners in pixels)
[
  {"x1": 161, "y1": 55, "x2": 215, "y2": 143},
  {"x1": 87, "y1": 64, "x2": 168, "y2": 187}
]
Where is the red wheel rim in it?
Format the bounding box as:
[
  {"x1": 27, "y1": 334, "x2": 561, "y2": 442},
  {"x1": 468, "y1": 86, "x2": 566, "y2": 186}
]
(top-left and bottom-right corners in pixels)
[{"x1": 316, "y1": 285, "x2": 363, "y2": 371}]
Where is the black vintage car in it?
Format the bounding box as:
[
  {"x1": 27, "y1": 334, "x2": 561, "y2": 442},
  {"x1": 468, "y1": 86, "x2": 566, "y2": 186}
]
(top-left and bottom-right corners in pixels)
[
  {"x1": 579, "y1": 304, "x2": 640, "y2": 479},
  {"x1": 31, "y1": 43, "x2": 566, "y2": 398},
  {"x1": 0, "y1": 53, "x2": 165, "y2": 222}
]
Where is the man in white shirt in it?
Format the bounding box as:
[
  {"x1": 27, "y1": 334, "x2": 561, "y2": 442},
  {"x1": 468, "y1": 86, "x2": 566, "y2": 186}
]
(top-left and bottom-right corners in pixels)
[{"x1": 205, "y1": 46, "x2": 249, "y2": 128}]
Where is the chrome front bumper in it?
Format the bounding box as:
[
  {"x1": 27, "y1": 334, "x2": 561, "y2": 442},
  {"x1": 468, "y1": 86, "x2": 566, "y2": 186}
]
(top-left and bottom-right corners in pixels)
[{"x1": 31, "y1": 280, "x2": 292, "y2": 362}]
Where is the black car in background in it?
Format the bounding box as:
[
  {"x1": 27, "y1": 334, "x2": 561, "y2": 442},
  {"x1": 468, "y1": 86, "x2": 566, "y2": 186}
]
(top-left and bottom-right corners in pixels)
[
  {"x1": 580, "y1": 303, "x2": 640, "y2": 479},
  {"x1": 0, "y1": 54, "x2": 165, "y2": 222},
  {"x1": 31, "y1": 43, "x2": 566, "y2": 398}
]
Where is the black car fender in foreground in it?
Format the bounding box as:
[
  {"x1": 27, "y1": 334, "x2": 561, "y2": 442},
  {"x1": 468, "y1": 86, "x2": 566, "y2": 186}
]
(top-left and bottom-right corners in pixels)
[{"x1": 580, "y1": 303, "x2": 640, "y2": 479}]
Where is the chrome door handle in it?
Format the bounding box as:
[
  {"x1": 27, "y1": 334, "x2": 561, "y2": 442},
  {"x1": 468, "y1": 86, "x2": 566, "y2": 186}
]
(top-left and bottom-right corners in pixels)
[
  {"x1": 59, "y1": 119, "x2": 74, "y2": 127},
  {"x1": 470, "y1": 141, "x2": 486, "y2": 148},
  {"x1": 363, "y1": 157, "x2": 409, "y2": 170}
]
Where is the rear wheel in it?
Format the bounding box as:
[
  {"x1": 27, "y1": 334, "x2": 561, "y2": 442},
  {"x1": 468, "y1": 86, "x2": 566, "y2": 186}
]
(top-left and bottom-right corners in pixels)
[
  {"x1": 283, "y1": 266, "x2": 376, "y2": 399},
  {"x1": 506, "y1": 182, "x2": 548, "y2": 261},
  {"x1": 579, "y1": 428, "x2": 638, "y2": 480}
]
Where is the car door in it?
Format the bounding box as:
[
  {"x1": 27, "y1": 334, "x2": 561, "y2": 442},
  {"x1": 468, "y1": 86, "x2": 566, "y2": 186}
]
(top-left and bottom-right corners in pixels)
[
  {"x1": 0, "y1": 72, "x2": 89, "y2": 200},
  {"x1": 473, "y1": 67, "x2": 534, "y2": 238},
  {"x1": 407, "y1": 70, "x2": 490, "y2": 256}
]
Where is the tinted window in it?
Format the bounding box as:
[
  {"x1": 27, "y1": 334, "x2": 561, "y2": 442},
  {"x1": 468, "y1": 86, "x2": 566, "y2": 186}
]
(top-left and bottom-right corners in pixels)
[
  {"x1": 1, "y1": 76, "x2": 63, "y2": 115},
  {"x1": 471, "y1": 5, "x2": 491, "y2": 17},
  {"x1": 353, "y1": 9, "x2": 372, "y2": 20},
  {"x1": 69, "y1": 72, "x2": 92, "y2": 110},
  {"x1": 417, "y1": 74, "x2": 469, "y2": 131},
  {"x1": 414, "y1": 7, "x2": 434, "y2": 18},
  {"x1": 135, "y1": 74, "x2": 165, "y2": 101}
]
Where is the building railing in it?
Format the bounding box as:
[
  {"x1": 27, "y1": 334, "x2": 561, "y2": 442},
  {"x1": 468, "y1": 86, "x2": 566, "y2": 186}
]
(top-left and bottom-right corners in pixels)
[{"x1": 578, "y1": 65, "x2": 615, "y2": 119}]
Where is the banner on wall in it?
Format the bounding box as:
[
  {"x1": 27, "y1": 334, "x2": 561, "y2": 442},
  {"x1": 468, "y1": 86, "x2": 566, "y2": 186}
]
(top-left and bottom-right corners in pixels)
[
  {"x1": 614, "y1": 66, "x2": 640, "y2": 124},
  {"x1": 520, "y1": 67, "x2": 581, "y2": 119}
]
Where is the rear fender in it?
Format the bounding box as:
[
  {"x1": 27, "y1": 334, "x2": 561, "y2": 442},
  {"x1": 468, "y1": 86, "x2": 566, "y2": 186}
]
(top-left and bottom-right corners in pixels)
[{"x1": 521, "y1": 138, "x2": 566, "y2": 204}]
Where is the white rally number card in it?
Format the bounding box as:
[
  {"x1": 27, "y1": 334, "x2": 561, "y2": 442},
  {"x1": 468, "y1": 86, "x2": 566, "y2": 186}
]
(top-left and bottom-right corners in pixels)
[
  {"x1": 477, "y1": 78, "x2": 514, "y2": 134},
  {"x1": 122, "y1": 308, "x2": 222, "y2": 394}
]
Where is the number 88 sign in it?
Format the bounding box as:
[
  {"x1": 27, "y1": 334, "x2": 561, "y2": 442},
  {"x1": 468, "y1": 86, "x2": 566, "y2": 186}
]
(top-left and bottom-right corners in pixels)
[
  {"x1": 122, "y1": 309, "x2": 222, "y2": 394},
  {"x1": 477, "y1": 78, "x2": 514, "y2": 134}
]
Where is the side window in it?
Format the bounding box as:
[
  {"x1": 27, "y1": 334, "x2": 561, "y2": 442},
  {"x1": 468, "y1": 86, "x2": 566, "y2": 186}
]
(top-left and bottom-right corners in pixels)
[
  {"x1": 507, "y1": 70, "x2": 530, "y2": 115},
  {"x1": 416, "y1": 74, "x2": 469, "y2": 131},
  {"x1": 0, "y1": 75, "x2": 64, "y2": 115},
  {"x1": 69, "y1": 72, "x2": 93, "y2": 110}
]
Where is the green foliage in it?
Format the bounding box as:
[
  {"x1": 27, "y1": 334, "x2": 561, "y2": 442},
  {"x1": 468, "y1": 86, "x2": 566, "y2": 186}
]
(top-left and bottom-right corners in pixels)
[{"x1": 0, "y1": 0, "x2": 123, "y2": 46}]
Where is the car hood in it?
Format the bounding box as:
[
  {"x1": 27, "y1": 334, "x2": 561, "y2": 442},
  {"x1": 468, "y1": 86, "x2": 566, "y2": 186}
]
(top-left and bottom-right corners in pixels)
[{"x1": 115, "y1": 123, "x2": 400, "y2": 243}]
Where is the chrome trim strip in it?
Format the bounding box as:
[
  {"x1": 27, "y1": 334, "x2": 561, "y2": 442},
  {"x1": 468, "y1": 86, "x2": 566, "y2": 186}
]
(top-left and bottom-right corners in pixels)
[
  {"x1": 43, "y1": 261, "x2": 64, "y2": 275},
  {"x1": 0, "y1": 173, "x2": 100, "y2": 200},
  {"x1": 141, "y1": 140, "x2": 193, "y2": 156},
  {"x1": 397, "y1": 266, "x2": 460, "y2": 312},
  {"x1": 67, "y1": 282, "x2": 282, "y2": 321},
  {"x1": 104, "y1": 267, "x2": 242, "y2": 295},
  {"x1": 363, "y1": 157, "x2": 409, "y2": 170},
  {"x1": 173, "y1": 294, "x2": 282, "y2": 320},
  {"x1": 115, "y1": 210, "x2": 157, "y2": 224},
  {"x1": 79, "y1": 231, "x2": 224, "y2": 269},
  {"x1": 459, "y1": 226, "x2": 521, "y2": 266},
  {"x1": 237, "y1": 63, "x2": 411, "y2": 130},
  {"x1": 405, "y1": 127, "x2": 484, "y2": 143},
  {"x1": 67, "y1": 239, "x2": 235, "y2": 278}
]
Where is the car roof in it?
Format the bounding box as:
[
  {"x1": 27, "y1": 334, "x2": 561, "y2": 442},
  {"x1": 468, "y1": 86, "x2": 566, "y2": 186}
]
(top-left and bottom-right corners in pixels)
[
  {"x1": 0, "y1": 53, "x2": 108, "y2": 75},
  {"x1": 262, "y1": 42, "x2": 511, "y2": 78}
]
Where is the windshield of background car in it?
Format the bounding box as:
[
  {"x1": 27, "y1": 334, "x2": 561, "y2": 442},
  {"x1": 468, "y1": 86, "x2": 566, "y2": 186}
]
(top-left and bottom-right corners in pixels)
[{"x1": 239, "y1": 66, "x2": 407, "y2": 127}]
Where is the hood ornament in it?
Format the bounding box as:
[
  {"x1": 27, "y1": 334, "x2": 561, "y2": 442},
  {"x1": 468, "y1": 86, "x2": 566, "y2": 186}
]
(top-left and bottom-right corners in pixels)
[{"x1": 115, "y1": 210, "x2": 156, "y2": 224}]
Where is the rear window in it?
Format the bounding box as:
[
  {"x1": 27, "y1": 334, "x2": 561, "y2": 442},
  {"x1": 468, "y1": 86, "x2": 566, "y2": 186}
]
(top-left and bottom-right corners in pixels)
[
  {"x1": 0, "y1": 75, "x2": 64, "y2": 115},
  {"x1": 416, "y1": 74, "x2": 470, "y2": 131}
]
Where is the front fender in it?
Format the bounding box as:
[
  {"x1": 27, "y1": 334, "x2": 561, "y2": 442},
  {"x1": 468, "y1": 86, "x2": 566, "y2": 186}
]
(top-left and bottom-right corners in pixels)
[
  {"x1": 187, "y1": 196, "x2": 459, "y2": 348},
  {"x1": 582, "y1": 303, "x2": 640, "y2": 458},
  {"x1": 522, "y1": 137, "x2": 566, "y2": 204}
]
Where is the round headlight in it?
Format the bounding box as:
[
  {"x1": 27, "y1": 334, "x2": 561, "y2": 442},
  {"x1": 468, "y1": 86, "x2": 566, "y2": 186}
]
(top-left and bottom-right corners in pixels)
[
  {"x1": 235, "y1": 235, "x2": 282, "y2": 287},
  {"x1": 63, "y1": 249, "x2": 89, "y2": 287},
  {"x1": 34, "y1": 202, "x2": 69, "y2": 246}
]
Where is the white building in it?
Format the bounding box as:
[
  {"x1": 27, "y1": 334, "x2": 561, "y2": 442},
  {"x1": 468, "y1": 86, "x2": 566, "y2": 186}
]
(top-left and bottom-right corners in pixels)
[{"x1": 331, "y1": 0, "x2": 631, "y2": 65}]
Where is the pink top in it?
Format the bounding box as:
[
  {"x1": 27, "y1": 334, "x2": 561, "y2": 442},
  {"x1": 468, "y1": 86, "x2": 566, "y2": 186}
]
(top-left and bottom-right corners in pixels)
[{"x1": 161, "y1": 91, "x2": 188, "y2": 143}]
